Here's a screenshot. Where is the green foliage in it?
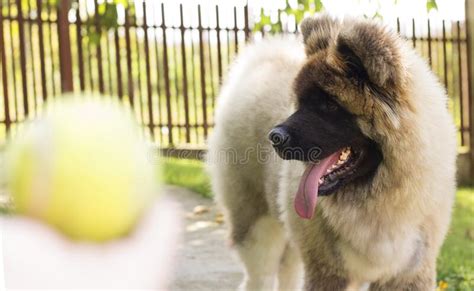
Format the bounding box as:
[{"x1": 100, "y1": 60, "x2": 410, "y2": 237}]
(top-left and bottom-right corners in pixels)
[
  {"x1": 284, "y1": 0, "x2": 324, "y2": 23},
  {"x1": 437, "y1": 188, "x2": 474, "y2": 290},
  {"x1": 85, "y1": 2, "x2": 120, "y2": 45},
  {"x1": 254, "y1": 0, "x2": 324, "y2": 33},
  {"x1": 47, "y1": 0, "x2": 129, "y2": 45},
  {"x1": 80, "y1": 1, "x2": 129, "y2": 45},
  {"x1": 254, "y1": 0, "x2": 438, "y2": 33},
  {"x1": 426, "y1": 0, "x2": 438, "y2": 12},
  {"x1": 254, "y1": 8, "x2": 280, "y2": 33}
]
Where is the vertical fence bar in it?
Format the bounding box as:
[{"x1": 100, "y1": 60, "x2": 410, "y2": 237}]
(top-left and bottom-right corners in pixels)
[
  {"x1": 76, "y1": 5, "x2": 85, "y2": 91},
  {"x1": 215, "y1": 6, "x2": 223, "y2": 82},
  {"x1": 457, "y1": 21, "x2": 465, "y2": 146},
  {"x1": 124, "y1": 8, "x2": 134, "y2": 107},
  {"x1": 86, "y1": 33, "x2": 94, "y2": 90},
  {"x1": 36, "y1": 0, "x2": 47, "y2": 101},
  {"x1": 442, "y1": 20, "x2": 448, "y2": 90},
  {"x1": 0, "y1": 1, "x2": 11, "y2": 132},
  {"x1": 207, "y1": 29, "x2": 215, "y2": 110},
  {"x1": 412, "y1": 18, "x2": 416, "y2": 48},
  {"x1": 47, "y1": 2, "x2": 57, "y2": 96},
  {"x1": 180, "y1": 4, "x2": 190, "y2": 143},
  {"x1": 427, "y1": 18, "x2": 432, "y2": 67},
  {"x1": 434, "y1": 23, "x2": 440, "y2": 77},
  {"x1": 105, "y1": 32, "x2": 113, "y2": 94},
  {"x1": 114, "y1": 26, "x2": 123, "y2": 99},
  {"x1": 190, "y1": 30, "x2": 200, "y2": 143},
  {"x1": 8, "y1": 1, "x2": 19, "y2": 117},
  {"x1": 171, "y1": 31, "x2": 181, "y2": 142},
  {"x1": 143, "y1": 0, "x2": 154, "y2": 139},
  {"x1": 466, "y1": 0, "x2": 474, "y2": 181},
  {"x1": 26, "y1": 0, "x2": 38, "y2": 112},
  {"x1": 94, "y1": 0, "x2": 104, "y2": 93},
  {"x1": 152, "y1": 7, "x2": 163, "y2": 144},
  {"x1": 244, "y1": 5, "x2": 250, "y2": 42},
  {"x1": 282, "y1": 9, "x2": 288, "y2": 33},
  {"x1": 233, "y1": 6, "x2": 238, "y2": 54},
  {"x1": 277, "y1": 9, "x2": 283, "y2": 33},
  {"x1": 161, "y1": 3, "x2": 173, "y2": 145},
  {"x1": 451, "y1": 21, "x2": 457, "y2": 103},
  {"x1": 198, "y1": 5, "x2": 208, "y2": 138},
  {"x1": 57, "y1": 0, "x2": 73, "y2": 93},
  {"x1": 134, "y1": 8, "x2": 145, "y2": 124},
  {"x1": 396, "y1": 17, "x2": 400, "y2": 34},
  {"x1": 226, "y1": 28, "x2": 231, "y2": 63},
  {"x1": 17, "y1": 0, "x2": 29, "y2": 116}
]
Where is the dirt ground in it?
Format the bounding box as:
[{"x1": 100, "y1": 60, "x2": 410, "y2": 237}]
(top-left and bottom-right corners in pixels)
[{"x1": 166, "y1": 185, "x2": 243, "y2": 290}]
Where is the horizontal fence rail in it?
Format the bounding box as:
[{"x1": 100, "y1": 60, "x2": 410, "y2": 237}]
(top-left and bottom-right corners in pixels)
[{"x1": 0, "y1": 0, "x2": 472, "y2": 154}]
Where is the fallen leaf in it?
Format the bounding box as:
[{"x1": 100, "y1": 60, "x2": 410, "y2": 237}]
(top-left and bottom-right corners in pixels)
[
  {"x1": 215, "y1": 212, "x2": 224, "y2": 224},
  {"x1": 193, "y1": 205, "x2": 210, "y2": 215},
  {"x1": 465, "y1": 229, "x2": 474, "y2": 241}
]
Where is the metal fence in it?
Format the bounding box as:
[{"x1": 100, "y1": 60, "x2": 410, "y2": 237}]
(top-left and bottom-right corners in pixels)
[{"x1": 0, "y1": 0, "x2": 472, "y2": 153}]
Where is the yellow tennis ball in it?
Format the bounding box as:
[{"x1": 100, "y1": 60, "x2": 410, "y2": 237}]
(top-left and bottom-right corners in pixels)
[{"x1": 6, "y1": 97, "x2": 157, "y2": 241}]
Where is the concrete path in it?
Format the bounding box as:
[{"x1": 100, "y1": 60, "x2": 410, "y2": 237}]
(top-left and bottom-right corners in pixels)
[{"x1": 165, "y1": 185, "x2": 242, "y2": 291}]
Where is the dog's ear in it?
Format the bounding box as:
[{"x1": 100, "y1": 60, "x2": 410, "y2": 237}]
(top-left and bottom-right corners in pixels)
[
  {"x1": 300, "y1": 14, "x2": 340, "y2": 55},
  {"x1": 332, "y1": 21, "x2": 406, "y2": 129},
  {"x1": 334, "y1": 21, "x2": 404, "y2": 89}
]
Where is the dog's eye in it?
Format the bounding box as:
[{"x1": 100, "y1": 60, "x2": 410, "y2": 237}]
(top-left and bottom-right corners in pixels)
[{"x1": 321, "y1": 100, "x2": 340, "y2": 112}]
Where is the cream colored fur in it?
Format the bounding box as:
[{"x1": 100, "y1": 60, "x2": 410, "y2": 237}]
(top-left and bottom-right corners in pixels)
[{"x1": 208, "y1": 22, "x2": 456, "y2": 290}]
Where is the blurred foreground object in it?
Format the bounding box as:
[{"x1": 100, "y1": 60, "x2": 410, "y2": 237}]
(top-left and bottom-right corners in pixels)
[
  {"x1": 3, "y1": 198, "x2": 181, "y2": 289},
  {"x1": 5, "y1": 97, "x2": 156, "y2": 241}
]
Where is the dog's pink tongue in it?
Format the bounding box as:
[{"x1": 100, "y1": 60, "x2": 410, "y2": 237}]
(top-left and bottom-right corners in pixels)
[{"x1": 294, "y1": 151, "x2": 342, "y2": 219}]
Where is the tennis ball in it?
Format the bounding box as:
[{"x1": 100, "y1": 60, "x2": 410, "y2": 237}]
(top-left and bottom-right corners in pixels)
[{"x1": 6, "y1": 97, "x2": 157, "y2": 242}]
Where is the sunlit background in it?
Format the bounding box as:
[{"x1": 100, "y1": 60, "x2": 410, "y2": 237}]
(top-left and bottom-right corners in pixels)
[
  {"x1": 0, "y1": 0, "x2": 471, "y2": 152},
  {"x1": 76, "y1": 0, "x2": 466, "y2": 30},
  {"x1": 0, "y1": 0, "x2": 472, "y2": 289}
]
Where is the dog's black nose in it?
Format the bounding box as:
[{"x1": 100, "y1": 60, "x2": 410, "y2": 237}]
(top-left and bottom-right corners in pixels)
[{"x1": 268, "y1": 127, "x2": 290, "y2": 150}]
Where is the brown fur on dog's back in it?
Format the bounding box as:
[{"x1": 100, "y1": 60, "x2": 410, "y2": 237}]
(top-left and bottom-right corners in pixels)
[{"x1": 208, "y1": 15, "x2": 457, "y2": 290}]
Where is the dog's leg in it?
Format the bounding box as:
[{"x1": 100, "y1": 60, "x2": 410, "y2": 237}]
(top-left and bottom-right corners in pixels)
[
  {"x1": 304, "y1": 272, "x2": 348, "y2": 290},
  {"x1": 277, "y1": 243, "x2": 303, "y2": 291},
  {"x1": 302, "y1": 253, "x2": 349, "y2": 290},
  {"x1": 235, "y1": 216, "x2": 287, "y2": 291},
  {"x1": 368, "y1": 263, "x2": 436, "y2": 291}
]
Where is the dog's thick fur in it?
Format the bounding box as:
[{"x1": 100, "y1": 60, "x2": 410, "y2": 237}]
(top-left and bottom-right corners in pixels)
[{"x1": 208, "y1": 16, "x2": 457, "y2": 290}]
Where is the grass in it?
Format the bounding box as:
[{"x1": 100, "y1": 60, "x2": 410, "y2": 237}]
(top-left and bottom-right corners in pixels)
[
  {"x1": 163, "y1": 158, "x2": 474, "y2": 290},
  {"x1": 162, "y1": 158, "x2": 212, "y2": 198},
  {"x1": 437, "y1": 187, "x2": 474, "y2": 290}
]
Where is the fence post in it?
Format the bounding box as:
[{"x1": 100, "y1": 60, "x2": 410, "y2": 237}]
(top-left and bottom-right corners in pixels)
[
  {"x1": 57, "y1": 0, "x2": 74, "y2": 93},
  {"x1": 244, "y1": 5, "x2": 250, "y2": 42},
  {"x1": 16, "y1": 0, "x2": 29, "y2": 116},
  {"x1": 198, "y1": 5, "x2": 208, "y2": 139},
  {"x1": 93, "y1": 0, "x2": 104, "y2": 93},
  {"x1": 0, "y1": 1, "x2": 11, "y2": 133},
  {"x1": 467, "y1": 0, "x2": 474, "y2": 184}
]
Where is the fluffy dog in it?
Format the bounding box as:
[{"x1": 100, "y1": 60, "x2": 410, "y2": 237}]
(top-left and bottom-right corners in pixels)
[{"x1": 208, "y1": 15, "x2": 457, "y2": 290}]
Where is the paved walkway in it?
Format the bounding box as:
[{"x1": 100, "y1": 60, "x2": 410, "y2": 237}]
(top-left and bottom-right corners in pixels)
[{"x1": 166, "y1": 185, "x2": 242, "y2": 290}]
